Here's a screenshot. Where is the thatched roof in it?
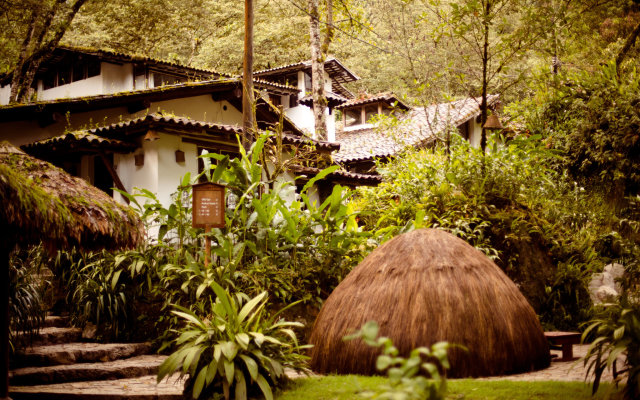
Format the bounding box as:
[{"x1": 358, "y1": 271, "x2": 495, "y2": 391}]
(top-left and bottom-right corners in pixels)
[
  {"x1": 0, "y1": 142, "x2": 143, "y2": 251},
  {"x1": 309, "y1": 228, "x2": 550, "y2": 378}
]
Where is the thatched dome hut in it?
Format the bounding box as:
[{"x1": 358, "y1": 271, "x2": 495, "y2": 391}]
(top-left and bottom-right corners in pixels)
[{"x1": 309, "y1": 228, "x2": 550, "y2": 378}]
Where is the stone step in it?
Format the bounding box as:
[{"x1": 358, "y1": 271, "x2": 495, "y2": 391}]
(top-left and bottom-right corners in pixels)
[
  {"x1": 14, "y1": 327, "x2": 82, "y2": 348},
  {"x1": 10, "y1": 355, "x2": 167, "y2": 386},
  {"x1": 43, "y1": 315, "x2": 70, "y2": 328},
  {"x1": 33, "y1": 327, "x2": 83, "y2": 346},
  {"x1": 13, "y1": 342, "x2": 152, "y2": 368},
  {"x1": 9, "y1": 375, "x2": 184, "y2": 400}
]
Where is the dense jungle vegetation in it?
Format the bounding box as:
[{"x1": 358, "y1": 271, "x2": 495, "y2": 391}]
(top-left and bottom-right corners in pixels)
[{"x1": 4, "y1": 0, "x2": 640, "y2": 399}]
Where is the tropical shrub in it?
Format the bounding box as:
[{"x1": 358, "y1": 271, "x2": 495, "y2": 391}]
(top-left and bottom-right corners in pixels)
[
  {"x1": 519, "y1": 61, "x2": 640, "y2": 204},
  {"x1": 345, "y1": 321, "x2": 451, "y2": 400},
  {"x1": 9, "y1": 245, "x2": 47, "y2": 351},
  {"x1": 55, "y1": 133, "x2": 373, "y2": 340},
  {"x1": 157, "y1": 282, "x2": 308, "y2": 400},
  {"x1": 583, "y1": 258, "x2": 640, "y2": 400},
  {"x1": 352, "y1": 134, "x2": 638, "y2": 330}
]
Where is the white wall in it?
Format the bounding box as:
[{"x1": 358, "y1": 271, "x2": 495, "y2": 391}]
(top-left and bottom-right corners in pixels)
[
  {"x1": 113, "y1": 134, "x2": 199, "y2": 207},
  {"x1": 38, "y1": 75, "x2": 103, "y2": 101},
  {"x1": 0, "y1": 85, "x2": 10, "y2": 105},
  {"x1": 150, "y1": 96, "x2": 242, "y2": 125},
  {"x1": 0, "y1": 95, "x2": 243, "y2": 148},
  {"x1": 286, "y1": 105, "x2": 315, "y2": 136},
  {"x1": 156, "y1": 135, "x2": 199, "y2": 206},
  {"x1": 102, "y1": 62, "x2": 134, "y2": 94},
  {"x1": 469, "y1": 117, "x2": 482, "y2": 148},
  {"x1": 114, "y1": 138, "x2": 159, "y2": 204}
]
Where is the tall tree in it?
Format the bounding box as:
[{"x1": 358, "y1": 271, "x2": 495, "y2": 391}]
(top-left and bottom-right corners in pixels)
[
  {"x1": 8, "y1": 0, "x2": 89, "y2": 104},
  {"x1": 308, "y1": 0, "x2": 334, "y2": 140},
  {"x1": 243, "y1": 0, "x2": 255, "y2": 150}
]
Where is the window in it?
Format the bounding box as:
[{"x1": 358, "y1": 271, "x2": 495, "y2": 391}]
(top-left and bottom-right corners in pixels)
[
  {"x1": 269, "y1": 94, "x2": 281, "y2": 106},
  {"x1": 58, "y1": 67, "x2": 72, "y2": 86},
  {"x1": 87, "y1": 59, "x2": 101, "y2": 78},
  {"x1": 345, "y1": 109, "x2": 361, "y2": 127},
  {"x1": 40, "y1": 56, "x2": 101, "y2": 90},
  {"x1": 153, "y1": 72, "x2": 186, "y2": 87},
  {"x1": 284, "y1": 73, "x2": 298, "y2": 87},
  {"x1": 303, "y1": 72, "x2": 312, "y2": 92},
  {"x1": 43, "y1": 70, "x2": 56, "y2": 90},
  {"x1": 365, "y1": 104, "x2": 378, "y2": 123}
]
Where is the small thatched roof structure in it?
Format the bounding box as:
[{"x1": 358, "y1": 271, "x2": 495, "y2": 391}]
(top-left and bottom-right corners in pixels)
[
  {"x1": 309, "y1": 229, "x2": 550, "y2": 378},
  {"x1": 0, "y1": 142, "x2": 143, "y2": 250},
  {"x1": 0, "y1": 141, "x2": 143, "y2": 399}
]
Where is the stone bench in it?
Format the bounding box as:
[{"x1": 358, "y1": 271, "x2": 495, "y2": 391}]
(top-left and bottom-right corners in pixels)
[{"x1": 544, "y1": 331, "x2": 581, "y2": 361}]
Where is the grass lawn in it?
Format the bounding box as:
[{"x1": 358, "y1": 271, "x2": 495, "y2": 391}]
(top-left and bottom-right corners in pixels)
[{"x1": 277, "y1": 376, "x2": 623, "y2": 400}]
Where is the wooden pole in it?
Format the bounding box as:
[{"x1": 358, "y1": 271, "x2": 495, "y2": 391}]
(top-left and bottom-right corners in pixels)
[
  {"x1": 204, "y1": 226, "x2": 211, "y2": 269},
  {"x1": 242, "y1": 0, "x2": 255, "y2": 152},
  {"x1": 0, "y1": 237, "x2": 11, "y2": 400}
]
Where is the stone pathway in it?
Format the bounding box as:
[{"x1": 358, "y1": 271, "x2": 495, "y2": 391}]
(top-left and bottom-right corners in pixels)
[
  {"x1": 10, "y1": 375, "x2": 184, "y2": 400},
  {"x1": 9, "y1": 315, "x2": 170, "y2": 400},
  {"x1": 479, "y1": 344, "x2": 627, "y2": 382},
  {"x1": 10, "y1": 326, "x2": 628, "y2": 399}
]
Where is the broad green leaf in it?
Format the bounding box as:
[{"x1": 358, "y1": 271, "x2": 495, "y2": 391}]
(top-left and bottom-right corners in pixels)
[
  {"x1": 223, "y1": 358, "x2": 235, "y2": 385},
  {"x1": 235, "y1": 368, "x2": 247, "y2": 400},
  {"x1": 192, "y1": 365, "x2": 207, "y2": 399},
  {"x1": 239, "y1": 354, "x2": 259, "y2": 380},
  {"x1": 255, "y1": 373, "x2": 274, "y2": 400},
  {"x1": 238, "y1": 292, "x2": 267, "y2": 323}
]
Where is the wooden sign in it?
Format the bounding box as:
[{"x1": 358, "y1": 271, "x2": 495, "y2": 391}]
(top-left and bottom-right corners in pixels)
[{"x1": 192, "y1": 182, "x2": 226, "y2": 228}]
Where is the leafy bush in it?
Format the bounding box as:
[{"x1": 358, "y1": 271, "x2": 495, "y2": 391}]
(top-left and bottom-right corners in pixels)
[
  {"x1": 345, "y1": 321, "x2": 451, "y2": 400},
  {"x1": 55, "y1": 133, "x2": 373, "y2": 340},
  {"x1": 352, "y1": 135, "x2": 637, "y2": 329},
  {"x1": 9, "y1": 245, "x2": 47, "y2": 351},
  {"x1": 157, "y1": 282, "x2": 308, "y2": 400},
  {"x1": 583, "y1": 260, "x2": 640, "y2": 400},
  {"x1": 520, "y1": 61, "x2": 640, "y2": 203}
]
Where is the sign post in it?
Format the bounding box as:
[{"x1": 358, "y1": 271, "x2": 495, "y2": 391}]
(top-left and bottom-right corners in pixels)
[{"x1": 192, "y1": 182, "x2": 226, "y2": 268}]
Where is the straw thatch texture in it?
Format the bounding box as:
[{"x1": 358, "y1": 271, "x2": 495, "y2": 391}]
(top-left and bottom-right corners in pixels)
[
  {"x1": 309, "y1": 228, "x2": 550, "y2": 378},
  {"x1": 0, "y1": 142, "x2": 143, "y2": 250}
]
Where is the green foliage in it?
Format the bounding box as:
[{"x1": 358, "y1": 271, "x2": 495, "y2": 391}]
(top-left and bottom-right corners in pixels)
[
  {"x1": 583, "y1": 262, "x2": 640, "y2": 400},
  {"x1": 56, "y1": 246, "x2": 162, "y2": 340},
  {"x1": 157, "y1": 283, "x2": 309, "y2": 400},
  {"x1": 525, "y1": 62, "x2": 640, "y2": 202},
  {"x1": 344, "y1": 321, "x2": 451, "y2": 400},
  {"x1": 278, "y1": 377, "x2": 621, "y2": 400},
  {"x1": 55, "y1": 133, "x2": 371, "y2": 341},
  {"x1": 353, "y1": 135, "x2": 639, "y2": 329},
  {"x1": 9, "y1": 245, "x2": 48, "y2": 352}
]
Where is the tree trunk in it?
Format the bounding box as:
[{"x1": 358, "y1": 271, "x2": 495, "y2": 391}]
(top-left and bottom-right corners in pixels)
[
  {"x1": 616, "y1": 20, "x2": 640, "y2": 73},
  {"x1": 9, "y1": 0, "x2": 88, "y2": 104},
  {"x1": 309, "y1": 0, "x2": 328, "y2": 141},
  {"x1": 480, "y1": 0, "x2": 490, "y2": 154},
  {"x1": 242, "y1": 0, "x2": 255, "y2": 151}
]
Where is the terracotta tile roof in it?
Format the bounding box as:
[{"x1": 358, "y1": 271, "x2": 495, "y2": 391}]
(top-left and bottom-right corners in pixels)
[
  {"x1": 288, "y1": 165, "x2": 382, "y2": 186},
  {"x1": 298, "y1": 92, "x2": 349, "y2": 108},
  {"x1": 23, "y1": 114, "x2": 337, "y2": 154},
  {"x1": 22, "y1": 132, "x2": 137, "y2": 153},
  {"x1": 55, "y1": 45, "x2": 230, "y2": 78},
  {"x1": 88, "y1": 113, "x2": 243, "y2": 136},
  {"x1": 334, "y1": 95, "x2": 499, "y2": 163},
  {"x1": 254, "y1": 58, "x2": 359, "y2": 84},
  {"x1": 335, "y1": 93, "x2": 410, "y2": 111},
  {"x1": 282, "y1": 133, "x2": 340, "y2": 152}
]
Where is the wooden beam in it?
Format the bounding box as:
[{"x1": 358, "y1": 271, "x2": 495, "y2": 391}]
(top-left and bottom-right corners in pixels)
[{"x1": 98, "y1": 153, "x2": 129, "y2": 204}]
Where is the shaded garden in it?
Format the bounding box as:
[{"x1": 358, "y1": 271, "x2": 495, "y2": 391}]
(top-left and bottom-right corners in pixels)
[{"x1": 6, "y1": 62, "x2": 640, "y2": 399}]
